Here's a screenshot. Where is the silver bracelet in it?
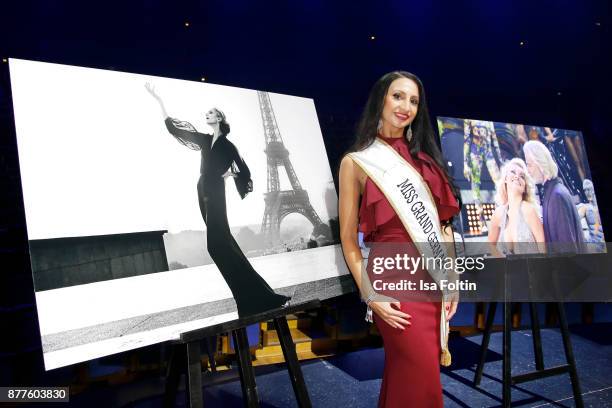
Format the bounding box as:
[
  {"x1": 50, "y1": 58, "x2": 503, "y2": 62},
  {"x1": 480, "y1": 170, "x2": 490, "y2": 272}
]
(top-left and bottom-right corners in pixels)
[{"x1": 363, "y1": 293, "x2": 376, "y2": 306}]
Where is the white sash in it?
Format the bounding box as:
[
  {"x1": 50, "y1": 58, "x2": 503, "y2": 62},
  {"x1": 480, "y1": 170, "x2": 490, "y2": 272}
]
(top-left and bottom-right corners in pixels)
[
  {"x1": 349, "y1": 139, "x2": 453, "y2": 288},
  {"x1": 349, "y1": 138, "x2": 455, "y2": 365}
]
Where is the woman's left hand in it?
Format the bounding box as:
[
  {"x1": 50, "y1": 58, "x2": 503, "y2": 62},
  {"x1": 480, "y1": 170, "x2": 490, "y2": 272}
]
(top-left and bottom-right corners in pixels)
[{"x1": 444, "y1": 292, "x2": 459, "y2": 321}]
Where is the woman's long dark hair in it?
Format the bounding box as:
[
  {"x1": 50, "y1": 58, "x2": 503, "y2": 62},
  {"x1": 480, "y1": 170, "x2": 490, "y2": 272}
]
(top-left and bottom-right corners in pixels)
[{"x1": 349, "y1": 71, "x2": 461, "y2": 226}]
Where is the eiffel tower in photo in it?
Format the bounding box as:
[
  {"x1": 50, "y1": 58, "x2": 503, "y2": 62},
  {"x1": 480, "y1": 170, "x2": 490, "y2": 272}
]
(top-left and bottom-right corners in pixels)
[{"x1": 257, "y1": 91, "x2": 329, "y2": 247}]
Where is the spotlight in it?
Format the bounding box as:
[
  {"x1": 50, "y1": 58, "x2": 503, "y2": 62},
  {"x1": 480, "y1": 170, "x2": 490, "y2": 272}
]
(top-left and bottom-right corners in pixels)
[
  {"x1": 2, "y1": 58, "x2": 6, "y2": 63},
  {"x1": 185, "y1": 21, "x2": 190, "y2": 27},
  {"x1": 201, "y1": 77, "x2": 206, "y2": 82},
  {"x1": 370, "y1": 35, "x2": 376, "y2": 40}
]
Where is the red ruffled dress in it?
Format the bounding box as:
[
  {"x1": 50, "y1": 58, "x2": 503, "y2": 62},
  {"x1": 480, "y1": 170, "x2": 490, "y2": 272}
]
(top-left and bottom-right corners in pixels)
[{"x1": 359, "y1": 135, "x2": 459, "y2": 408}]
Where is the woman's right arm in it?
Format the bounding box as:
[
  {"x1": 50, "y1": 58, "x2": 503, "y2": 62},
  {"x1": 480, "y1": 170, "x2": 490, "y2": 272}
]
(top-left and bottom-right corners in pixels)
[
  {"x1": 145, "y1": 82, "x2": 169, "y2": 119},
  {"x1": 338, "y1": 156, "x2": 411, "y2": 330},
  {"x1": 338, "y1": 156, "x2": 366, "y2": 292},
  {"x1": 488, "y1": 208, "x2": 501, "y2": 244},
  {"x1": 487, "y1": 207, "x2": 505, "y2": 257},
  {"x1": 145, "y1": 82, "x2": 206, "y2": 149}
]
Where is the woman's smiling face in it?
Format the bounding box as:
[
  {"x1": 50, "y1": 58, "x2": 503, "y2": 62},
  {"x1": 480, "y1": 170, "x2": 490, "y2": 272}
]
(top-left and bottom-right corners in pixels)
[
  {"x1": 506, "y1": 162, "x2": 527, "y2": 196},
  {"x1": 380, "y1": 77, "x2": 419, "y2": 131}
]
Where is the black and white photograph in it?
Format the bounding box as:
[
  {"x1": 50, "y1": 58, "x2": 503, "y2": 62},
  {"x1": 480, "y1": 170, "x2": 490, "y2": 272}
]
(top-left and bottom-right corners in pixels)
[{"x1": 9, "y1": 58, "x2": 349, "y2": 370}]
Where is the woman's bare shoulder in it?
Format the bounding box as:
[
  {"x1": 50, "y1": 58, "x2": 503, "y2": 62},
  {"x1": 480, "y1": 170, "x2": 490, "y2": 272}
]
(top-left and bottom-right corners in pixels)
[
  {"x1": 340, "y1": 154, "x2": 367, "y2": 190},
  {"x1": 340, "y1": 155, "x2": 364, "y2": 176},
  {"x1": 340, "y1": 154, "x2": 355, "y2": 168}
]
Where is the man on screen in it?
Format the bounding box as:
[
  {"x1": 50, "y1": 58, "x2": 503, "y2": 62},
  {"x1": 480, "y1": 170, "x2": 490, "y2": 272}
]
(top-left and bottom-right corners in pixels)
[{"x1": 523, "y1": 141, "x2": 585, "y2": 253}]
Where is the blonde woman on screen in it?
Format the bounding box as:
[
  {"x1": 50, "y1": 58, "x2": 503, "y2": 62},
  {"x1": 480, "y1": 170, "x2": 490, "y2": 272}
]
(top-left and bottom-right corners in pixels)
[{"x1": 488, "y1": 158, "x2": 545, "y2": 254}]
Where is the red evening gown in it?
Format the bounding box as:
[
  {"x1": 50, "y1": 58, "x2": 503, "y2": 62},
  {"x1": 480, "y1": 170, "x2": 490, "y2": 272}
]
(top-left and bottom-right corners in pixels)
[{"x1": 359, "y1": 135, "x2": 459, "y2": 408}]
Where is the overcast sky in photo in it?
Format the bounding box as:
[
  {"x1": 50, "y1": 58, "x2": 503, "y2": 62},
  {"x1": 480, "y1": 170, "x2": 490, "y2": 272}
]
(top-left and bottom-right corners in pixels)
[{"x1": 11, "y1": 59, "x2": 337, "y2": 240}]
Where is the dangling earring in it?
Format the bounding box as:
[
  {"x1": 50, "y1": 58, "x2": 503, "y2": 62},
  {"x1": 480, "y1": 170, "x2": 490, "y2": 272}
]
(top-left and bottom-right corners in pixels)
[
  {"x1": 407, "y1": 123, "x2": 413, "y2": 142},
  {"x1": 377, "y1": 119, "x2": 383, "y2": 133}
]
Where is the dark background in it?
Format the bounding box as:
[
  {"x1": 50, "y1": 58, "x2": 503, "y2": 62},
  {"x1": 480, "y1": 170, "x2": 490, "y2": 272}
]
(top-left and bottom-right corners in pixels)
[{"x1": 1, "y1": 0, "x2": 610, "y2": 383}]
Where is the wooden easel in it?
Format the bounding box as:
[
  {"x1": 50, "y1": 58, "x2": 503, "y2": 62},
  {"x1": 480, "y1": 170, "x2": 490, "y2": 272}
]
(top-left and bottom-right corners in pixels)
[
  {"x1": 473, "y1": 256, "x2": 583, "y2": 407},
  {"x1": 163, "y1": 299, "x2": 320, "y2": 408}
]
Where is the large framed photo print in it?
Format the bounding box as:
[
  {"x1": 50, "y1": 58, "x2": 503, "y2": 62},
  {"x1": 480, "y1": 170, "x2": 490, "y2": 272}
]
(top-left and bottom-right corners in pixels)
[{"x1": 9, "y1": 59, "x2": 350, "y2": 369}]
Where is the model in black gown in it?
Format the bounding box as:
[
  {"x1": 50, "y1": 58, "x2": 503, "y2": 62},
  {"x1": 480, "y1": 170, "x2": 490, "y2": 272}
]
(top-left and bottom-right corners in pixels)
[{"x1": 145, "y1": 83, "x2": 289, "y2": 317}]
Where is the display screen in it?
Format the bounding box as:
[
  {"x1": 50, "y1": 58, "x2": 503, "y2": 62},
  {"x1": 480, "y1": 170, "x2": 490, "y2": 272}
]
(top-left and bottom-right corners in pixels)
[{"x1": 437, "y1": 116, "x2": 605, "y2": 256}]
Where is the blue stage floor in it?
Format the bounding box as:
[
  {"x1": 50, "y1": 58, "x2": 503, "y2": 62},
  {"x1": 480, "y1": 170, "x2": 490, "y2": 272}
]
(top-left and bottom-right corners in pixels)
[
  {"x1": 72, "y1": 323, "x2": 612, "y2": 407},
  {"x1": 188, "y1": 325, "x2": 612, "y2": 407}
]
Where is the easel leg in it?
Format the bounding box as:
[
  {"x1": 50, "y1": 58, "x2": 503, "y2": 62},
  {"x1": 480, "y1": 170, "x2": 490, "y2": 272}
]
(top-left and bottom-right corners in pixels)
[
  {"x1": 274, "y1": 317, "x2": 312, "y2": 408},
  {"x1": 557, "y1": 303, "x2": 584, "y2": 408},
  {"x1": 474, "y1": 302, "x2": 497, "y2": 386},
  {"x1": 529, "y1": 302, "x2": 544, "y2": 370},
  {"x1": 205, "y1": 335, "x2": 217, "y2": 373},
  {"x1": 502, "y1": 301, "x2": 512, "y2": 408},
  {"x1": 163, "y1": 343, "x2": 185, "y2": 408},
  {"x1": 232, "y1": 328, "x2": 260, "y2": 408},
  {"x1": 186, "y1": 341, "x2": 203, "y2": 408}
]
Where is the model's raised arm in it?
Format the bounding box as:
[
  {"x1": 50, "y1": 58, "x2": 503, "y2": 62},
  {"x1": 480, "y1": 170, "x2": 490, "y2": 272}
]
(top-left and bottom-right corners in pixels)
[
  {"x1": 145, "y1": 82, "x2": 208, "y2": 150},
  {"x1": 145, "y1": 82, "x2": 169, "y2": 119}
]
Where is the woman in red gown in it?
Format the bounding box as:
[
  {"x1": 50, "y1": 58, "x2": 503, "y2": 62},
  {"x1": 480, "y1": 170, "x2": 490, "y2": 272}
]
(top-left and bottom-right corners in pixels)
[{"x1": 339, "y1": 71, "x2": 460, "y2": 407}]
